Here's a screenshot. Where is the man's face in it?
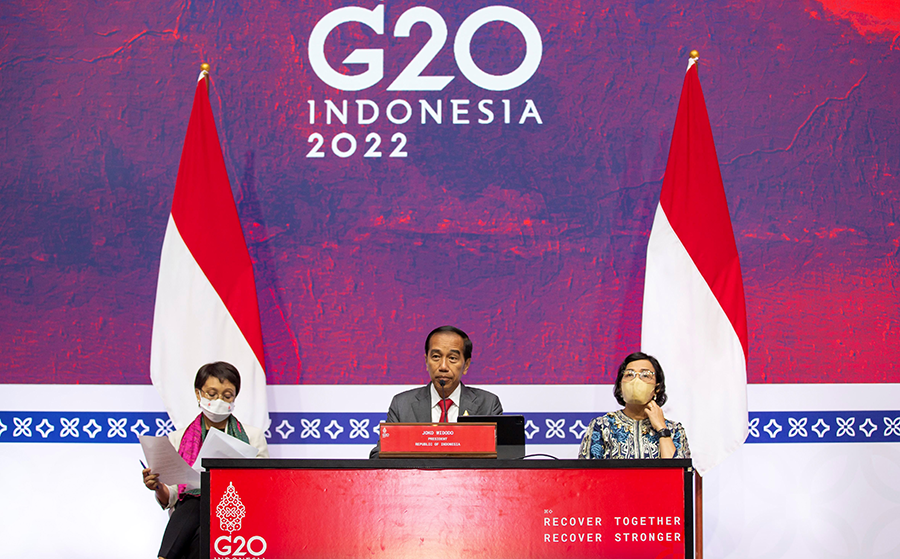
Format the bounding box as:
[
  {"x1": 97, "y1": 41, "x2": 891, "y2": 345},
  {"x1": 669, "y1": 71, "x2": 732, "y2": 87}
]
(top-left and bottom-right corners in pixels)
[{"x1": 426, "y1": 331, "x2": 470, "y2": 397}]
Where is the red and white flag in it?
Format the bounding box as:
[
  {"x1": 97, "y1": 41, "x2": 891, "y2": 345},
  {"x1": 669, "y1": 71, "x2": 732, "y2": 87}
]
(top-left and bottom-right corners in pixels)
[
  {"x1": 642, "y1": 57, "x2": 748, "y2": 475},
  {"x1": 150, "y1": 70, "x2": 268, "y2": 431}
]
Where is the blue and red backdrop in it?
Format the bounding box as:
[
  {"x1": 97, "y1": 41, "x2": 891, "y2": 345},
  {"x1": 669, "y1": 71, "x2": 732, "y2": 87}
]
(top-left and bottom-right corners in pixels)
[{"x1": 1, "y1": 0, "x2": 898, "y2": 386}]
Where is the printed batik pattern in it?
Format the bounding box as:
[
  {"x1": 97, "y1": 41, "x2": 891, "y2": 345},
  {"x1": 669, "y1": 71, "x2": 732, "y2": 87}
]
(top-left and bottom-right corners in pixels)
[{"x1": 577, "y1": 410, "x2": 690, "y2": 459}]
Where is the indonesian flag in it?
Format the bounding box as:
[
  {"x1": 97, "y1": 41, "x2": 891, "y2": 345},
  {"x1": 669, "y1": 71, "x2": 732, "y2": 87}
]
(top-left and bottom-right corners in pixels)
[
  {"x1": 641, "y1": 57, "x2": 748, "y2": 475},
  {"x1": 150, "y1": 71, "x2": 268, "y2": 431}
]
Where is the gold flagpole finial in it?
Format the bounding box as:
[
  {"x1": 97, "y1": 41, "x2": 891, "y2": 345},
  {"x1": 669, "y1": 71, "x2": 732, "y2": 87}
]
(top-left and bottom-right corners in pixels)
[
  {"x1": 200, "y1": 63, "x2": 211, "y2": 72},
  {"x1": 686, "y1": 50, "x2": 700, "y2": 71}
]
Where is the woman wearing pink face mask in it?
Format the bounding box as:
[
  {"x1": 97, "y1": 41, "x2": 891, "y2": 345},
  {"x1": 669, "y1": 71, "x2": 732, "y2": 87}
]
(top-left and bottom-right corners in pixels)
[
  {"x1": 141, "y1": 362, "x2": 268, "y2": 559},
  {"x1": 578, "y1": 352, "x2": 690, "y2": 460}
]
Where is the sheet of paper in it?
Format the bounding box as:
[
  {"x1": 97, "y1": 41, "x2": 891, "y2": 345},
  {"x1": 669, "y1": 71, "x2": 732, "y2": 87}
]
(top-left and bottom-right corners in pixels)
[
  {"x1": 193, "y1": 428, "x2": 258, "y2": 470},
  {"x1": 139, "y1": 435, "x2": 201, "y2": 489}
]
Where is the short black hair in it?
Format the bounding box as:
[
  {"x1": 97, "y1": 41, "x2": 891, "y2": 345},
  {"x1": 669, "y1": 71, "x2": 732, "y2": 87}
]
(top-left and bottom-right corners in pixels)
[
  {"x1": 613, "y1": 352, "x2": 667, "y2": 407},
  {"x1": 424, "y1": 325, "x2": 473, "y2": 361},
  {"x1": 194, "y1": 362, "x2": 242, "y2": 396}
]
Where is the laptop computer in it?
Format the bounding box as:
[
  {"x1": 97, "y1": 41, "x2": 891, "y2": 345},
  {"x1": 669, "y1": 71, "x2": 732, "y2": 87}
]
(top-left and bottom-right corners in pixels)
[{"x1": 457, "y1": 414, "x2": 526, "y2": 459}]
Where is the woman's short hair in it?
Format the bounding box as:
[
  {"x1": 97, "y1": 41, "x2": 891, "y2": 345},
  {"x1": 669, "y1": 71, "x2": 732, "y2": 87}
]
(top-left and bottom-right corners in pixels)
[
  {"x1": 194, "y1": 362, "x2": 242, "y2": 396},
  {"x1": 613, "y1": 352, "x2": 667, "y2": 407}
]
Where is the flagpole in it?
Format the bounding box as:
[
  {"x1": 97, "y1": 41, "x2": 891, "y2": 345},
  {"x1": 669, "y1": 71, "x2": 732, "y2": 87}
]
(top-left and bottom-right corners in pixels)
[
  {"x1": 686, "y1": 48, "x2": 703, "y2": 559},
  {"x1": 696, "y1": 471, "x2": 703, "y2": 559}
]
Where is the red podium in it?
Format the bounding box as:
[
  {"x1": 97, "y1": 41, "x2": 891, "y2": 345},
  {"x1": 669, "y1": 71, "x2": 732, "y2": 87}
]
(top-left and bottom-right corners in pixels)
[{"x1": 202, "y1": 458, "x2": 694, "y2": 559}]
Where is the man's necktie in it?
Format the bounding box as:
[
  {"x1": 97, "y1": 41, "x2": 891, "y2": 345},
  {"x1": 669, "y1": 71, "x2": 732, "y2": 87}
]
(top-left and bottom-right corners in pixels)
[{"x1": 439, "y1": 398, "x2": 453, "y2": 422}]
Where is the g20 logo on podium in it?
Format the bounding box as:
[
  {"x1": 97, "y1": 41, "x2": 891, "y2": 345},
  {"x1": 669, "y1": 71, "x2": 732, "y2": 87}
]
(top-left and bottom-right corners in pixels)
[
  {"x1": 213, "y1": 482, "x2": 268, "y2": 558},
  {"x1": 304, "y1": 4, "x2": 545, "y2": 159}
]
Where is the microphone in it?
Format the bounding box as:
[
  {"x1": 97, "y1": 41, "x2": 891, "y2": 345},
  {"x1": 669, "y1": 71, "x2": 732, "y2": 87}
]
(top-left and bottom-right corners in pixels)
[{"x1": 438, "y1": 379, "x2": 447, "y2": 397}]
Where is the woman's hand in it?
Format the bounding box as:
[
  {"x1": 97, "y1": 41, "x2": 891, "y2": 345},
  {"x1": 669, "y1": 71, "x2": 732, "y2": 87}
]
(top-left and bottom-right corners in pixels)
[
  {"x1": 142, "y1": 468, "x2": 159, "y2": 490},
  {"x1": 644, "y1": 400, "x2": 667, "y2": 431},
  {"x1": 143, "y1": 468, "x2": 170, "y2": 505},
  {"x1": 644, "y1": 400, "x2": 676, "y2": 458}
]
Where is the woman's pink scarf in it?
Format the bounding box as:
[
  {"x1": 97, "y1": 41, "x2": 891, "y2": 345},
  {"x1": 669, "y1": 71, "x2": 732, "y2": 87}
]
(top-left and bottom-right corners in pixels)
[
  {"x1": 175, "y1": 414, "x2": 248, "y2": 499},
  {"x1": 176, "y1": 415, "x2": 205, "y2": 499}
]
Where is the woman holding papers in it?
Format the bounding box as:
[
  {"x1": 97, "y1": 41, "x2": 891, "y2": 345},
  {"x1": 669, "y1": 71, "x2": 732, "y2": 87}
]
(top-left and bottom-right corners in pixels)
[
  {"x1": 142, "y1": 362, "x2": 268, "y2": 559},
  {"x1": 578, "y1": 352, "x2": 690, "y2": 460}
]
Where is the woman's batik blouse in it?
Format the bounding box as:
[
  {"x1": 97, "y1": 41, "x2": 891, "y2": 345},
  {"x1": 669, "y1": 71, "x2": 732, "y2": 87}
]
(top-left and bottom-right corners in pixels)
[{"x1": 577, "y1": 410, "x2": 690, "y2": 459}]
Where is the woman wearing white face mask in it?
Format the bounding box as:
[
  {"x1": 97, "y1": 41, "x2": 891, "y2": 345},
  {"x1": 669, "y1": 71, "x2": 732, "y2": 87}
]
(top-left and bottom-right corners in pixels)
[
  {"x1": 141, "y1": 362, "x2": 268, "y2": 559},
  {"x1": 578, "y1": 352, "x2": 690, "y2": 460}
]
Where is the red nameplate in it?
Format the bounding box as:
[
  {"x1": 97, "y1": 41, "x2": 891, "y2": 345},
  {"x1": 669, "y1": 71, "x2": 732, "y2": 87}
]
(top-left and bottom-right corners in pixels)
[{"x1": 378, "y1": 422, "x2": 497, "y2": 457}]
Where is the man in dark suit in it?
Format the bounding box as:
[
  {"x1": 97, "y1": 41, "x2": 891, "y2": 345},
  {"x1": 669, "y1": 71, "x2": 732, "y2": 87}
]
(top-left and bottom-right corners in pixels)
[{"x1": 369, "y1": 325, "x2": 503, "y2": 458}]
